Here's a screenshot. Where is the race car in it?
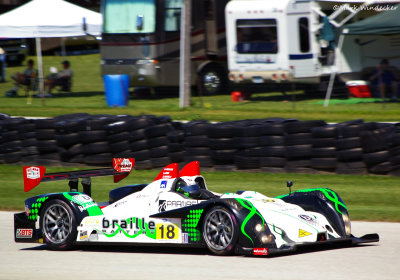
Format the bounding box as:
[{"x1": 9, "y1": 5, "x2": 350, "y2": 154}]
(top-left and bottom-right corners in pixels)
[{"x1": 14, "y1": 158, "x2": 379, "y2": 256}]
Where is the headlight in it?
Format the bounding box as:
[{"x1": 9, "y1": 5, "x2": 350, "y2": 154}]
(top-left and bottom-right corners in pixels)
[
  {"x1": 255, "y1": 224, "x2": 263, "y2": 232},
  {"x1": 261, "y1": 234, "x2": 274, "y2": 244},
  {"x1": 342, "y1": 213, "x2": 349, "y2": 223},
  {"x1": 342, "y1": 213, "x2": 351, "y2": 236}
]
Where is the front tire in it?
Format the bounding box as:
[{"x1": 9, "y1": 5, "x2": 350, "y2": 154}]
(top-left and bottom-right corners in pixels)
[
  {"x1": 40, "y1": 199, "x2": 77, "y2": 250},
  {"x1": 202, "y1": 206, "x2": 238, "y2": 255}
]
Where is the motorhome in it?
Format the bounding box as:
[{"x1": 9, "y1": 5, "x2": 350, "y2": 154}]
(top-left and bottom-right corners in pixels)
[
  {"x1": 225, "y1": 0, "x2": 400, "y2": 94},
  {"x1": 100, "y1": 0, "x2": 230, "y2": 95}
]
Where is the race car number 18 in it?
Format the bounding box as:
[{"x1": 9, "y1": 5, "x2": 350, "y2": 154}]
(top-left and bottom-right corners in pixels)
[{"x1": 156, "y1": 223, "x2": 179, "y2": 240}]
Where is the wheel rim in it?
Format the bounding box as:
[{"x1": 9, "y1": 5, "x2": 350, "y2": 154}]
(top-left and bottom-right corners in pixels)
[
  {"x1": 204, "y1": 209, "x2": 234, "y2": 251},
  {"x1": 42, "y1": 204, "x2": 72, "y2": 244},
  {"x1": 202, "y1": 72, "x2": 221, "y2": 94}
]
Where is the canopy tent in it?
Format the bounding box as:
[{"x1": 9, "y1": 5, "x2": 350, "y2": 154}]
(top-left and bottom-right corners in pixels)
[
  {"x1": 0, "y1": 0, "x2": 102, "y2": 97},
  {"x1": 0, "y1": 0, "x2": 101, "y2": 37},
  {"x1": 342, "y1": 4, "x2": 400, "y2": 35},
  {"x1": 324, "y1": 5, "x2": 400, "y2": 106}
]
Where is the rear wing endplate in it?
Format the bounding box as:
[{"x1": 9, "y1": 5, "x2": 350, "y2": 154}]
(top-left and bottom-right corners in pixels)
[{"x1": 23, "y1": 158, "x2": 135, "y2": 193}]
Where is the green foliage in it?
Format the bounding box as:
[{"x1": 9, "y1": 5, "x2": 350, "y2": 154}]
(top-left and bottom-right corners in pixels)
[{"x1": 1, "y1": 164, "x2": 399, "y2": 222}]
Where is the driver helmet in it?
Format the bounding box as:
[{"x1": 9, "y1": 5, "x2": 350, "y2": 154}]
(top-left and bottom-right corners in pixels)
[{"x1": 175, "y1": 179, "x2": 201, "y2": 199}]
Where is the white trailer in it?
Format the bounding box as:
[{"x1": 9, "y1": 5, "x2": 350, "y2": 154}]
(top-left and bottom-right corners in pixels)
[
  {"x1": 225, "y1": 0, "x2": 400, "y2": 92},
  {"x1": 226, "y1": 0, "x2": 321, "y2": 85}
]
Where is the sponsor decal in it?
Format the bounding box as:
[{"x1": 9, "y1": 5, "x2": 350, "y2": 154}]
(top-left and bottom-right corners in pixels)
[
  {"x1": 102, "y1": 217, "x2": 155, "y2": 230},
  {"x1": 26, "y1": 167, "x2": 40, "y2": 180},
  {"x1": 99, "y1": 217, "x2": 157, "y2": 239},
  {"x1": 83, "y1": 216, "x2": 101, "y2": 225},
  {"x1": 113, "y1": 200, "x2": 127, "y2": 208},
  {"x1": 70, "y1": 194, "x2": 99, "y2": 212},
  {"x1": 72, "y1": 194, "x2": 92, "y2": 203},
  {"x1": 261, "y1": 199, "x2": 276, "y2": 203},
  {"x1": 65, "y1": 192, "x2": 103, "y2": 216},
  {"x1": 16, "y1": 228, "x2": 33, "y2": 238},
  {"x1": 299, "y1": 229, "x2": 312, "y2": 238},
  {"x1": 99, "y1": 217, "x2": 181, "y2": 241},
  {"x1": 298, "y1": 214, "x2": 318, "y2": 226},
  {"x1": 253, "y1": 248, "x2": 268, "y2": 256},
  {"x1": 159, "y1": 200, "x2": 198, "y2": 211},
  {"x1": 135, "y1": 193, "x2": 148, "y2": 199},
  {"x1": 299, "y1": 214, "x2": 313, "y2": 221},
  {"x1": 160, "y1": 180, "x2": 167, "y2": 189},
  {"x1": 153, "y1": 164, "x2": 179, "y2": 181},
  {"x1": 80, "y1": 231, "x2": 88, "y2": 240},
  {"x1": 182, "y1": 233, "x2": 189, "y2": 244},
  {"x1": 158, "y1": 200, "x2": 166, "y2": 212},
  {"x1": 78, "y1": 204, "x2": 96, "y2": 212},
  {"x1": 160, "y1": 169, "x2": 173, "y2": 179},
  {"x1": 113, "y1": 158, "x2": 134, "y2": 173}
]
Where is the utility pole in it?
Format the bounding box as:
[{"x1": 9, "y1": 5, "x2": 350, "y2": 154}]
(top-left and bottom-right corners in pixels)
[{"x1": 179, "y1": 0, "x2": 191, "y2": 108}]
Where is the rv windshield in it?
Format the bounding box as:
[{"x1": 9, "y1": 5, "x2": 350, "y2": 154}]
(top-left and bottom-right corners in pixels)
[
  {"x1": 165, "y1": 0, "x2": 183, "y2": 31},
  {"x1": 103, "y1": 0, "x2": 156, "y2": 33},
  {"x1": 236, "y1": 19, "x2": 278, "y2": 54}
]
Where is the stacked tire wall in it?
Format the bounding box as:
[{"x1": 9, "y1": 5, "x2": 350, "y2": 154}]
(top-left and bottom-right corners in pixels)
[{"x1": 0, "y1": 113, "x2": 399, "y2": 176}]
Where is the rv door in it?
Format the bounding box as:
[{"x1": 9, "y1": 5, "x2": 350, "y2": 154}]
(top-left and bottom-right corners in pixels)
[
  {"x1": 287, "y1": 15, "x2": 320, "y2": 83},
  {"x1": 204, "y1": 0, "x2": 218, "y2": 56}
]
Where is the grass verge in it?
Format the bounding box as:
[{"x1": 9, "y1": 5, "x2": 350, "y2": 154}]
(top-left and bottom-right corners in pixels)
[
  {"x1": 0, "y1": 54, "x2": 399, "y2": 122},
  {"x1": 1, "y1": 164, "x2": 399, "y2": 222}
]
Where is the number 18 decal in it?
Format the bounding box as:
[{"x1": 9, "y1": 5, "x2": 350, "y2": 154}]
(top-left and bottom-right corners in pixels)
[{"x1": 156, "y1": 222, "x2": 180, "y2": 240}]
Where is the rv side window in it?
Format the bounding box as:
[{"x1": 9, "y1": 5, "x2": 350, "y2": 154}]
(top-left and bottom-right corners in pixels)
[
  {"x1": 298, "y1": 17, "x2": 310, "y2": 53},
  {"x1": 236, "y1": 19, "x2": 278, "y2": 54},
  {"x1": 165, "y1": 0, "x2": 184, "y2": 31}
]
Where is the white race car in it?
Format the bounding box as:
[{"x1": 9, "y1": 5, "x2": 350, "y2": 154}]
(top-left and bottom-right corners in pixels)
[{"x1": 15, "y1": 158, "x2": 379, "y2": 256}]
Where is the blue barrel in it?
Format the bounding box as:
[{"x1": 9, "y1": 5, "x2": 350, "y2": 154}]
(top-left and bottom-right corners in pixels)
[{"x1": 103, "y1": 74, "x2": 130, "y2": 107}]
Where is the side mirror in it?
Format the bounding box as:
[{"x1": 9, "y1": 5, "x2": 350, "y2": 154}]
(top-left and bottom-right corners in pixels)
[
  {"x1": 287, "y1": 181, "x2": 293, "y2": 194},
  {"x1": 136, "y1": 15, "x2": 144, "y2": 31}
]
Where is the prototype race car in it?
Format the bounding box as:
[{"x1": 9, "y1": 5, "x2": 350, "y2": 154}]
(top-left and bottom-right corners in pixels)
[{"x1": 15, "y1": 158, "x2": 379, "y2": 256}]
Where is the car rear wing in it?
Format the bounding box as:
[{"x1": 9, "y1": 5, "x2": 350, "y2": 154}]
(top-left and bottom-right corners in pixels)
[{"x1": 23, "y1": 158, "x2": 135, "y2": 196}]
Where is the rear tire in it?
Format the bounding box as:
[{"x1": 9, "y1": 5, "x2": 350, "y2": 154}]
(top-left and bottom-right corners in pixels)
[
  {"x1": 198, "y1": 64, "x2": 228, "y2": 95},
  {"x1": 40, "y1": 199, "x2": 77, "y2": 250},
  {"x1": 202, "y1": 206, "x2": 238, "y2": 255}
]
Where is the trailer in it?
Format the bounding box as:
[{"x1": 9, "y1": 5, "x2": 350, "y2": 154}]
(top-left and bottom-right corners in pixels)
[{"x1": 225, "y1": 0, "x2": 400, "y2": 95}]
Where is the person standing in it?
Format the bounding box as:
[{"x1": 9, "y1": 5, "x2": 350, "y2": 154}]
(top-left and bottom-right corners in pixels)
[
  {"x1": 0, "y1": 47, "x2": 6, "y2": 83},
  {"x1": 370, "y1": 59, "x2": 398, "y2": 101}
]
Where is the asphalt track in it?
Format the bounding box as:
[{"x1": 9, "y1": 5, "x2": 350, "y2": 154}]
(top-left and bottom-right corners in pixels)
[{"x1": 1, "y1": 211, "x2": 399, "y2": 280}]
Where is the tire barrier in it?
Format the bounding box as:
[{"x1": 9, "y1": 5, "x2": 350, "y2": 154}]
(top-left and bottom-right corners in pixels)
[
  {"x1": 0, "y1": 113, "x2": 399, "y2": 176},
  {"x1": 183, "y1": 121, "x2": 213, "y2": 168}
]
